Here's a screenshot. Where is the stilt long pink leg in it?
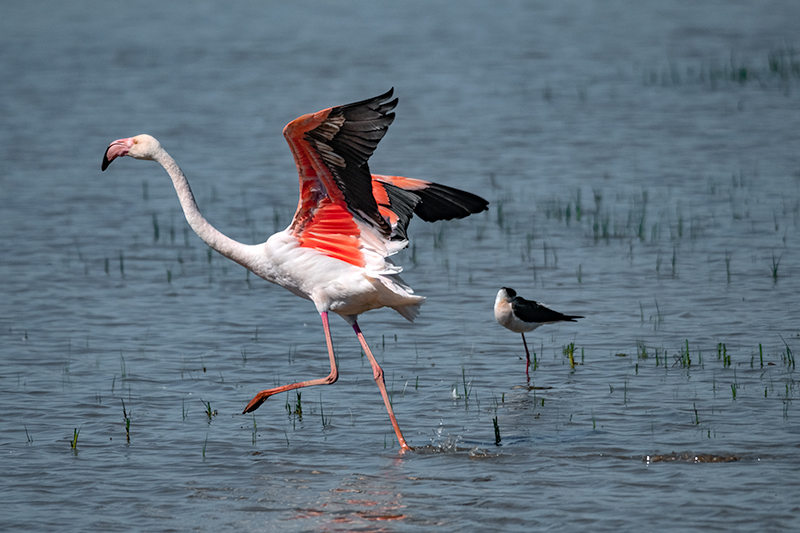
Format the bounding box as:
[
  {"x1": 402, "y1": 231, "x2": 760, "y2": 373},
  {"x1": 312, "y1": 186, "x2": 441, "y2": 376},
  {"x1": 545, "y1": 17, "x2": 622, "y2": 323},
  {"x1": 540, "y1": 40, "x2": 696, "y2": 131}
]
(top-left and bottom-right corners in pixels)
[
  {"x1": 352, "y1": 322, "x2": 412, "y2": 452},
  {"x1": 521, "y1": 332, "x2": 531, "y2": 379},
  {"x1": 242, "y1": 312, "x2": 338, "y2": 414}
]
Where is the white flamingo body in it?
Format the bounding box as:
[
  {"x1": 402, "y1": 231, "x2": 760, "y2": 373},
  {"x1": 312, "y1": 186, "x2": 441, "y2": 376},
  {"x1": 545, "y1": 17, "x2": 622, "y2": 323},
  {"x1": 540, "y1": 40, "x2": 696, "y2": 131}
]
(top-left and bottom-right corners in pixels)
[
  {"x1": 261, "y1": 230, "x2": 423, "y2": 320},
  {"x1": 102, "y1": 89, "x2": 488, "y2": 451}
]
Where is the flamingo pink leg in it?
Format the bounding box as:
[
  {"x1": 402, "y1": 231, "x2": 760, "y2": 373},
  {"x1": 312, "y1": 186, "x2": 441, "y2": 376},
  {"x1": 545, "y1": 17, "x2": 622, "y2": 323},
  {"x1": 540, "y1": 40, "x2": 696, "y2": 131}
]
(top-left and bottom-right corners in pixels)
[
  {"x1": 521, "y1": 332, "x2": 531, "y2": 379},
  {"x1": 242, "y1": 312, "x2": 338, "y2": 414},
  {"x1": 352, "y1": 322, "x2": 412, "y2": 452}
]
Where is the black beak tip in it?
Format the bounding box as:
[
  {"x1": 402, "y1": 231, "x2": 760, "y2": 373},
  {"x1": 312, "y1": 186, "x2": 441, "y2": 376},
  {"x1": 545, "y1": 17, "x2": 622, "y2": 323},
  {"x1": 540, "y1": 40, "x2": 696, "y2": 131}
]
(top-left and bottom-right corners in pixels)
[{"x1": 101, "y1": 149, "x2": 112, "y2": 171}]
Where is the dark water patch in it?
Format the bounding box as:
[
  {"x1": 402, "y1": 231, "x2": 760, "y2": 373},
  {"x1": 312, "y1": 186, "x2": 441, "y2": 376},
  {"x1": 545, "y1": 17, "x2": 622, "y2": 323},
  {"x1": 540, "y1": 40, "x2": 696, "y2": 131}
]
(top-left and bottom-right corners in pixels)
[{"x1": 644, "y1": 451, "x2": 743, "y2": 463}]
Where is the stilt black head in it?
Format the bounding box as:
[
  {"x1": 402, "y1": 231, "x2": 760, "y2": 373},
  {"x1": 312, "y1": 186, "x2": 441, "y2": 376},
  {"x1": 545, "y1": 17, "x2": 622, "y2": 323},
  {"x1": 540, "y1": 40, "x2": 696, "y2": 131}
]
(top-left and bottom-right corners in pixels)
[{"x1": 501, "y1": 287, "x2": 516, "y2": 298}]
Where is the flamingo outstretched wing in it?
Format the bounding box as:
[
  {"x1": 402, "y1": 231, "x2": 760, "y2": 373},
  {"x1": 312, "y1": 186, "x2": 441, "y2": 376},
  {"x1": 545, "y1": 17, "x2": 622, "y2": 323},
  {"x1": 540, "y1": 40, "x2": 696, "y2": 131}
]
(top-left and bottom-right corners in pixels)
[
  {"x1": 371, "y1": 174, "x2": 489, "y2": 241},
  {"x1": 284, "y1": 89, "x2": 489, "y2": 267},
  {"x1": 284, "y1": 89, "x2": 397, "y2": 267}
]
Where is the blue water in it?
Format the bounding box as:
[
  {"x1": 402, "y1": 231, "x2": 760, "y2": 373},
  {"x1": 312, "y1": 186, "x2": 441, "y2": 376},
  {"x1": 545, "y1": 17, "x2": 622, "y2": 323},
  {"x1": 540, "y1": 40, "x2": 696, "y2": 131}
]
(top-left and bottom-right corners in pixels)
[{"x1": 2, "y1": 1, "x2": 800, "y2": 530}]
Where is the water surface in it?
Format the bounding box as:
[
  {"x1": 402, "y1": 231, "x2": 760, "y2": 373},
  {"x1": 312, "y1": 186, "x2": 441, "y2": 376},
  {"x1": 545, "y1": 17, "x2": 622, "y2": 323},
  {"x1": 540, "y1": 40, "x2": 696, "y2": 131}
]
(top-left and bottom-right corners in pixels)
[{"x1": 2, "y1": 1, "x2": 799, "y2": 531}]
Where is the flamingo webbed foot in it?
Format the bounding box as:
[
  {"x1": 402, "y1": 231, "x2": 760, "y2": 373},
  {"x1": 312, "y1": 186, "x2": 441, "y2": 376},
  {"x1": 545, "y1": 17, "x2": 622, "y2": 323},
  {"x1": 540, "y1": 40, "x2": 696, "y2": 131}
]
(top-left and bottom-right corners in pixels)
[{"x1": 242, "y1": 392, "x2": 273, "y2": 414}]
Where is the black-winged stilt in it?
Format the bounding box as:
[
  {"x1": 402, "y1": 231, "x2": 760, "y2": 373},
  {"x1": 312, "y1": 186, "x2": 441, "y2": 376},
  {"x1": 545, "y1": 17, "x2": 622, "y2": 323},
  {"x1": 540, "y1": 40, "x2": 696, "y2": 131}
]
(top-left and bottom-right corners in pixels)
[{"x1": 494, "y1": 287, "x2": 582, "y2": 377}]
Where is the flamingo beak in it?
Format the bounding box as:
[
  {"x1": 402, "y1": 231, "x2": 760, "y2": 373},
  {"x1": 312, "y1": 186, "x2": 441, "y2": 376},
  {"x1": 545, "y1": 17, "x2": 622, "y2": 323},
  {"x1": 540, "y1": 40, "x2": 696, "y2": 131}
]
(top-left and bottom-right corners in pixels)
[{"x1": 101, "y1": 138, "x2": 134, "y2": 171}]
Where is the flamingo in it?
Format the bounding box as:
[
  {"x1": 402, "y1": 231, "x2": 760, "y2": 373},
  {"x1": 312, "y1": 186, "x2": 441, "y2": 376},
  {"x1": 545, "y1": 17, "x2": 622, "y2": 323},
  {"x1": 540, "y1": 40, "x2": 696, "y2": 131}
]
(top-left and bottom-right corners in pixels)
[
  {"x1": 101, "y1": 89, "x2": 488, "y2": 451},
  {"x1": 494, "y1": 287, "x2": 582, "y2": 377}
]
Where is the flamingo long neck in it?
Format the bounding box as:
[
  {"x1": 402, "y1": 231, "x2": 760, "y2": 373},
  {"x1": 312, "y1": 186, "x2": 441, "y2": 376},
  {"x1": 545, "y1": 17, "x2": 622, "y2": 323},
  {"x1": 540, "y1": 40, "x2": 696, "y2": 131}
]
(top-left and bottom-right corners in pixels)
[{"x1": 153, "y1": 148, "x2": 256, "y2": 270}]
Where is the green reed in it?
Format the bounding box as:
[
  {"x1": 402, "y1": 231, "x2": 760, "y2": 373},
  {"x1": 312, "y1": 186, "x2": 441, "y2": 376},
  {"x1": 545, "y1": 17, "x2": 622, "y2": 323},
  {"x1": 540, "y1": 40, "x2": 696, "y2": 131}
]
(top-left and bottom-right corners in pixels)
[
  {"x1": 71, "y1": 427, "x2": 81, "y2": 453},
  {"x1": 122, "y1": 399, "x2": 131, "y2": 443}
]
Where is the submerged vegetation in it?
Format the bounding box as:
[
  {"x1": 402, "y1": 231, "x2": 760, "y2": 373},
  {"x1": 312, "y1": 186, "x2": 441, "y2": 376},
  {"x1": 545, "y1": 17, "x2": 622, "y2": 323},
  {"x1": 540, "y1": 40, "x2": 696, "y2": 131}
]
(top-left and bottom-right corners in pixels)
[{"x1": 642, "y1": 46, "x2": 800, "y2": 88}]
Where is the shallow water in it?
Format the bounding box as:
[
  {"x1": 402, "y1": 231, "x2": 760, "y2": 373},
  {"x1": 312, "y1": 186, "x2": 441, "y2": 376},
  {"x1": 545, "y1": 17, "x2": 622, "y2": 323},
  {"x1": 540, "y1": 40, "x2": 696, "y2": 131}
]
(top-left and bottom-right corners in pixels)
[{"x1": 2, "y1": 0, "x2": 800, "y2": 531}]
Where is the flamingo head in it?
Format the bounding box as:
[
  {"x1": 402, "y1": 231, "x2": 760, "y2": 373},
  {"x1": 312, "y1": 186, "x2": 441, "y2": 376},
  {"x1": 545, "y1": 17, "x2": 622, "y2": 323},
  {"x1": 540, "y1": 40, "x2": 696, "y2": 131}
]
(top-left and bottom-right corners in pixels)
[{"x1": 101, "y1": 134, "x2": 162, "y2": 171}]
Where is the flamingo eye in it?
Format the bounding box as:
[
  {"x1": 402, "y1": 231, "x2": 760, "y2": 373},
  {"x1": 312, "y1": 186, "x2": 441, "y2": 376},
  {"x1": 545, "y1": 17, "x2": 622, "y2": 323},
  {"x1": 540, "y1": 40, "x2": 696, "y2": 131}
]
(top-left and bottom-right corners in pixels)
[{"x1": 133, "y1": 138, "x2": 138, "y2": 144}]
